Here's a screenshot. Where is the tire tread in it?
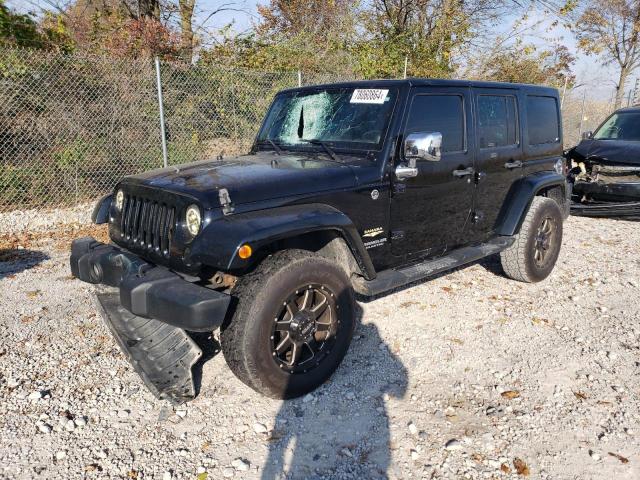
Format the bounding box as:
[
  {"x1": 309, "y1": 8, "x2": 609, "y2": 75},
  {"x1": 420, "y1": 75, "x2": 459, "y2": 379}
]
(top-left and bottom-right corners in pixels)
[{"x1": 500, "y1": 196, "x2": 560, "y2": 283}]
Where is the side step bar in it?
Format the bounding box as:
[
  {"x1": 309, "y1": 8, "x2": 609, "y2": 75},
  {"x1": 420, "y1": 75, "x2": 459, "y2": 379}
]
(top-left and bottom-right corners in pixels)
[
  {"x1": 353, "y1": 236, "x2": 514, "y2": 296},
  {"x1": 95, "y1": 288, "x2": 203, "y2": 404}
]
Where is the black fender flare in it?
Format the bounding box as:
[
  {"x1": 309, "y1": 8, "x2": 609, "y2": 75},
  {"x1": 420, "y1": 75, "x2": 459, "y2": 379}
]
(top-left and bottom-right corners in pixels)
[
  {"x1": 495, "y1": 171, "x2": 567, "y2": 236},
  {"x1": 92, "y1": 194, "x2": 113, "y2": 224},
  {"x1": 188, "y1": 203, "x2": 376, "y2": 279}
]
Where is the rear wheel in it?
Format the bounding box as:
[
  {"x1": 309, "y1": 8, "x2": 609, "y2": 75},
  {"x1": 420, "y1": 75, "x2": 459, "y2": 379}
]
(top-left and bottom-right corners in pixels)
[
  {"x1": 500, "y1": 196, "x2": 563, "y2": 283},
  {"x1": 220, "y1": 249, "x2": 355, "y2": 398}
]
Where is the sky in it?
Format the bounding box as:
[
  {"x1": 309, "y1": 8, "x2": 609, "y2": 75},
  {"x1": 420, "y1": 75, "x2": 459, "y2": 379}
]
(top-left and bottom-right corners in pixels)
[{"x1": 5, "y1": 0, "x2": 627, "y2": 102}]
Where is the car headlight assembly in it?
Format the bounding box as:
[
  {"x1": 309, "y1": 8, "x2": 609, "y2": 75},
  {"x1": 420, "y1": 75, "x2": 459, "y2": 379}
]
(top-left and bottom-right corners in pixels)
[
  {"x1": 185, "y1": 205, "x2": 202, "y2": 236},
  {"x1": 554, "y1": 159, "x2": 565, "y2": 175},
  {"x1": 115, "y1": 190, "x2": 124, "y2": 211}
]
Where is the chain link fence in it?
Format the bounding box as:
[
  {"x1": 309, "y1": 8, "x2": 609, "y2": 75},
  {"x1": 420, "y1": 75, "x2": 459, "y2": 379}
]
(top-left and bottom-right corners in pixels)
[
  {"x1": 0, "y1": 45, "x2": 622, "y2": 212},
  {"x1": 0, "y1": 46, "x2": 353, "y2": 211}
]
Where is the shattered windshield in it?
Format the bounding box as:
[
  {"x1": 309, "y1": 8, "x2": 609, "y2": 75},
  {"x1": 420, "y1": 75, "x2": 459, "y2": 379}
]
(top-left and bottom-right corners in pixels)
[
  {"x1": 257, "y1": 87, "x2": 398, "y2": 151},
  {"x1": 593, "y1": 112, "x2": 640, "y2": 141}
]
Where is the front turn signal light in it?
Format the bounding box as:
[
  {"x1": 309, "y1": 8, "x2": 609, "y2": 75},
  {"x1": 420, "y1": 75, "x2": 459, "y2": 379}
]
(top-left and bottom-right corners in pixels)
[{"x1": 238, "y1": 244, "x2": 252, "y2": 259}]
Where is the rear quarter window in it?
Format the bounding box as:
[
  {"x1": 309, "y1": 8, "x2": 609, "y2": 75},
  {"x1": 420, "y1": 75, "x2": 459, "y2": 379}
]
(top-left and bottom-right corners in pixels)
[{"x1": 527, "y1": 96, "x2": 560, "y2": 145}]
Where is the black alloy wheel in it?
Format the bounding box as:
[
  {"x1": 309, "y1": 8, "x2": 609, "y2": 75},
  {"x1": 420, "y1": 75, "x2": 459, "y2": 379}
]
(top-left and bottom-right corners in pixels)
[
  {"x1": 532, "y1": 216, "x2": 558, "y2": 269},
  {"x1": 271, "y1": 284, "x2": 338, "y2": 373}
]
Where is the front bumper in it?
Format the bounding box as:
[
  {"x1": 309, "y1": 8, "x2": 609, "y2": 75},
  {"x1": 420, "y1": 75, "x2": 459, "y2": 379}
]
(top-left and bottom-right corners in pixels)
[
  {"x1": 573, "y1": 180, "x2": 640, "y2": 203},
  {"x1": 70, "y1": 237, "x2": 232, "y2": 403},
  {"x1": 571, "y1": 180, "x2": 640, "y2": 217},
  {"x1": 70, "y1": 237, "x2": 231, "y2": 332}
]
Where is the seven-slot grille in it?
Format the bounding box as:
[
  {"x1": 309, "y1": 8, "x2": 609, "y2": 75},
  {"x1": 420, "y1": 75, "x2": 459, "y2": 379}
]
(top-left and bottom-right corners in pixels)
[{"x1": 120, "y1": 194, "x2": 176, "y2": 257}]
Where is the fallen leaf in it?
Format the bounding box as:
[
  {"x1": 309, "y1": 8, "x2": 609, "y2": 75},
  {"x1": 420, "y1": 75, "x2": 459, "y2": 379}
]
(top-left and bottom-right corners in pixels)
[
  {"x1": 126, "y1": 470, "x2": 138, "y2": 479},
  {"x1": 513, "y1": 458, "x2": 530, "y2": 476},
  {"x1": 608, "y1": 452, "x2": 629, "y2": 464},
  {"x1": 196, "y1": 473, "x2": 208, "y2": 480},
  {"x1": 26, "y1": 290, "x2": 41, "y2": 298},
  {"x1": 441, "y1": 286, "x2": 453, "y2": 293},
  {"x1": 500, "y1": 463, "x2": 511, "y2": 473},
  {"x1": 471, "y1": 453, "x2": 484, "y2": 463},
  {"x1": 532, "y1": 317, "x2": 550, "y2": 326},
  {"x1": 449, "y1": 338, "x2": 464, "y2": 345},
  {"x1": 573, "y1": 391, "x2": 588, "y2": 401},
  {"x1": 501, "y1": 390, "x2": 521, "y2": 400}
]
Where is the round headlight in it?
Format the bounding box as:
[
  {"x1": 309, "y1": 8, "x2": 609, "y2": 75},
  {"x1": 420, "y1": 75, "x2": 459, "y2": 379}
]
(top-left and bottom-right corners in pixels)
[
  {"x1": 115, "y1": 190, "x2": 124, "y2": 211},
  {"x1": 185, "y1": 205, "x2": 201, "y2": 236}
]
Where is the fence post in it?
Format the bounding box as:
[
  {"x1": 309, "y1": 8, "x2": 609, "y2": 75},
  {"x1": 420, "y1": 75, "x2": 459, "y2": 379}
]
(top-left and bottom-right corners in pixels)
[
  {"x1": 578, "y1": 90, "x2": 586, "y2": 137},
  {"x1": 154, "y1": 56, "x2": 169, "y2": 169},
  {"x1": 298, "y1": 70, "x2": 302, "y2": 87}
]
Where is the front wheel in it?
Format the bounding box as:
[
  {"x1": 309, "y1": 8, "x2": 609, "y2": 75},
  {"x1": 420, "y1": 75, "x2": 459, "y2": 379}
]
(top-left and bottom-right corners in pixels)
[
  {"x1": 500, "y1": 196, "x2": 563, "y2": 283},
  {"x1": 220, "y1": 250, "x2": 355, "y2": 399}
]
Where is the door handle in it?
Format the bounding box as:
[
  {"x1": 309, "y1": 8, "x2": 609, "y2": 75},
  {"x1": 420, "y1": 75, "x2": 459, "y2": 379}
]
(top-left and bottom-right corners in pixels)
[
  {"x1": 504, "y1": 160, "x2": 523, "y2": 169},
  {"x1": 452, "y1": 167, "x2": 474, "y2": 178}
]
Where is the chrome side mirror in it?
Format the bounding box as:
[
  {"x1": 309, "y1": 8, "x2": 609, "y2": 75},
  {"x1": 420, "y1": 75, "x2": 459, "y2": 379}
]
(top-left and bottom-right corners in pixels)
[
  {"x1": 395, "y1": 132, "x2": 442, "y2": 180},
  {"x1": 405, "y1": 132, "x2": 442, "y2": 162},
  {"x1": 581, "y1": 131, "x2": 593, "y2": 140}
]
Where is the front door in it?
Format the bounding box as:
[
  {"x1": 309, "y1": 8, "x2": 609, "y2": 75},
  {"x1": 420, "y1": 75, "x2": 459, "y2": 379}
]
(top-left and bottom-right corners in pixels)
[
  {"x1": 391, "y1": 87, "x2": 475, "y2": 258},
  {"x1": 469, "y1": 88, "x2": 524, "y2": 242}
]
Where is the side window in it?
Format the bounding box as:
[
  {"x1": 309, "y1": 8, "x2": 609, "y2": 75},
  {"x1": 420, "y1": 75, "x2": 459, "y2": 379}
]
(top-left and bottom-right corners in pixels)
[
  {"x1": 405, "y1": 94, "x2": 465, "y2": 153},
  {"x1": 527, "y1": 96, "x2": 560, "y2": 145},
  {"x1": 478, "y1": 95, "x2": 518, "y2": 148}
]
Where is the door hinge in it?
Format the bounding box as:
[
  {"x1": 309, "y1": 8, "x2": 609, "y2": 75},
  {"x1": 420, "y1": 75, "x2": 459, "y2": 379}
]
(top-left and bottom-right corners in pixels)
[{"x1": 391, "y1": 230, "x2": 405, "y2": 241}]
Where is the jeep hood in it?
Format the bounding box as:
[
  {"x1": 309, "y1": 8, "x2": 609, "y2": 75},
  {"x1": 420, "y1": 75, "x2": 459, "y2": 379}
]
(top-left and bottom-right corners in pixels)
[
  {"x1": 573, "y1": 139, "x2": 640, "y2": 166},
  {"x1": 121, "y1": 151, "x2": 359, "y2": 209}
]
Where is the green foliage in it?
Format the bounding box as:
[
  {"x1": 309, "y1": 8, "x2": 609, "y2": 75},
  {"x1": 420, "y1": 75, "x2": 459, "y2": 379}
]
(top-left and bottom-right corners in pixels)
[
  {"x1": 0, "y1": 1, "x2": 42, "y2": 48},
  {"x1": 479, "y1": 44, "x2": 575, "y2": 87}
]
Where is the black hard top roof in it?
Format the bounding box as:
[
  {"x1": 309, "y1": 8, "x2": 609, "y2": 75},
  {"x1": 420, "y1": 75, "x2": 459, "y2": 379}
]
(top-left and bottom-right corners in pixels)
[
  {"x1": 614, "y1": 106, "x2": 640, "y2": 113},
  {"x1": 281, "y1": 78, "x2": 559, "y2": 96}
]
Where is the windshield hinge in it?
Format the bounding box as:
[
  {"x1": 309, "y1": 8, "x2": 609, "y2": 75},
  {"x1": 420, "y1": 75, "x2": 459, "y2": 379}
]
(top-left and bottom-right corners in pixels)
[{"x1": 219, "y1": 188, "x2": 234, "y2": 216}]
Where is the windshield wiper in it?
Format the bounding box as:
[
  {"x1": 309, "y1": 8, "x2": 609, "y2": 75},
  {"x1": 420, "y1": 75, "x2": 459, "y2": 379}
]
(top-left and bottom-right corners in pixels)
[
  {"x1": 257, "y1": 138, "x2": 283, "y2": 155},
  {"x1": 300, "y1": 138, "x2": 340, "y2": 162}
]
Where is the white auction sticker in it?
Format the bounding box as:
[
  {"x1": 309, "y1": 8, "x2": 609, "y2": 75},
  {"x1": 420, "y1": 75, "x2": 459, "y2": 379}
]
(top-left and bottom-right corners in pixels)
[{"x1": 350, "y1": 89, "x2": 389, "y2": 104}]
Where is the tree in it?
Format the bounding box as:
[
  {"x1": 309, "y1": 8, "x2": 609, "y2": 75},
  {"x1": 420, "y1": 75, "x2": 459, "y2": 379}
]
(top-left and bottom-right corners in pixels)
[
  {"x1": 575, "y1": 0, "x2": 640, "y2": 109},
  {"x1": 473, "y1": 42, "x2": 575, "y2": 86},
  {"x1": 355, "y1": 0, "x2": 506, "y2": 79},
  {"x1": 203, "y1": 0, "x2": 359, "y2": 74}
]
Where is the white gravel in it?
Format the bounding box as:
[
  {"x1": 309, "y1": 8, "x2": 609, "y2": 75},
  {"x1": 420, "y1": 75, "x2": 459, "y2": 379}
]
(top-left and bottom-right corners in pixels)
[
  {"x1": 0, "y1": 202, "x2": 94, "y2": 234},
  {"x1": 1, "y1": 214, "x2": 639, "y2": 479}
]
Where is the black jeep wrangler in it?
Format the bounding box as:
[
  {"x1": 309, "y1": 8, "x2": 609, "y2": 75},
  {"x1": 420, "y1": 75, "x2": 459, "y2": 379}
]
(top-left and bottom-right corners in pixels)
[{"x1": 70, "y1": 79, "x2": 569, "y2": 403}]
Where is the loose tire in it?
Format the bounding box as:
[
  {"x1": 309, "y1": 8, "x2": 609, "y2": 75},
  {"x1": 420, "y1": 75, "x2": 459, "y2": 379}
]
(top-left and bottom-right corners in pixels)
[
  {"x1": 500, "y1": 196, "x2": 563, "y2": 283},
  {"x1": 220, "y1": 249, "x2": 355, "y2": 399}
]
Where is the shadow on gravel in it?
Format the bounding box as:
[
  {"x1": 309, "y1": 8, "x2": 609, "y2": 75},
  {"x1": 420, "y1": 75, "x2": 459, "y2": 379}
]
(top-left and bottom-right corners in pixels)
[
  {"x1": 0, "y1": 249, "x2": 49, "y2": 280},
  {"x1": 261, "y1": 304, "x2": 408, "y2": 480}
]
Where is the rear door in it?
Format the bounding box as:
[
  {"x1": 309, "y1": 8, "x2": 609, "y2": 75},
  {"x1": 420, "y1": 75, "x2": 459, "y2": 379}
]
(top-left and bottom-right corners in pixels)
[
  {"x1": 470, "y1": 88, "x2": 523, "y2": 242},
  {"x1": 390, "y1": 86, "x2": 475, "y2": 257}
]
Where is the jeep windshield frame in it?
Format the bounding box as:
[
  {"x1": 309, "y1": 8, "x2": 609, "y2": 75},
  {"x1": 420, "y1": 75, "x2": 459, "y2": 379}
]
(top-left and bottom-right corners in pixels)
[{"x1": 256, "y1": 86, "x2": 399, "y2": 153}]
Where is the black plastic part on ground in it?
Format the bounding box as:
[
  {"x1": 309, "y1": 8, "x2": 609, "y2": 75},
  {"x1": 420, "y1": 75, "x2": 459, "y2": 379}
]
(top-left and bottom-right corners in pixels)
[
  {"x1": 95, "y1": 288, "x2": 203, "y2": 404},
  {"x1": 570, "y1": 201, "x2": 640, "y2": 218}
]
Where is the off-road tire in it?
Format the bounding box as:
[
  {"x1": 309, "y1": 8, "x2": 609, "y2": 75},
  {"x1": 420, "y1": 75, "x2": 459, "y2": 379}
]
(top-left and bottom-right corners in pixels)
[
  {"x1": 220, "y1": 249, "x2": 356, "y2": 399},
  {"x1": 500, "y1": 196, "x2": 563, "y2": 283}
]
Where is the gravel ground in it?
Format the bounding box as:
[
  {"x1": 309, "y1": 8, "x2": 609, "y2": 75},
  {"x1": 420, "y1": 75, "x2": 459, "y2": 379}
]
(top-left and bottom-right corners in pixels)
[{"x1": 1, "y1": 214, "x2": 639, "y2": 480}]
